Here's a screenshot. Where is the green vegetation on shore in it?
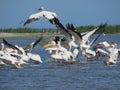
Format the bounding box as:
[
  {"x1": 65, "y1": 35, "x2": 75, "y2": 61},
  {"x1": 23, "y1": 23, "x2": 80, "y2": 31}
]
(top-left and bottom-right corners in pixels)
[
  {"x1": 77, "y1": 25, "x2": 120, "y2": 34},
  {"x1": 0, "y1": 25, "x2": 120, "y2": 34}
]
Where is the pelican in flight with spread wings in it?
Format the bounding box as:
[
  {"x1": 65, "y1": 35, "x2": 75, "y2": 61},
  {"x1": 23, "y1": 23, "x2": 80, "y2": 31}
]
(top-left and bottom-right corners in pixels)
[
  {"x1": 65, "y1": 23, "x2": 106, "y2": 60},
  {"x1": 24, "y1": 7, "x2": 59, "y2": 26},
  {"x1": 24, "y1": 7, "x2": 79, "y2": 51}
]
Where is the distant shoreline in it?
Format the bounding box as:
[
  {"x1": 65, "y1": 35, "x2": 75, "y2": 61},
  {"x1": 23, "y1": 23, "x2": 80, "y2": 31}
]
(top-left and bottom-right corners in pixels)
[
  {"x1": 0, "y1": 33, "x2": 119, "y2": 38},
  {"x1": 0, "y1": 33, "x2": 59, "y2": 38}
]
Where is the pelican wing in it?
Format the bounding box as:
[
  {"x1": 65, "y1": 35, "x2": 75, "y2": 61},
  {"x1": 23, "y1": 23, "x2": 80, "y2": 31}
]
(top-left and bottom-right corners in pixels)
[
  {"x1": 24, "y1": 10, "x2": 58, "y2": 26},
  {"x1": 82, "y1": 23, "x2": 106, "y2": 43},
  {"x1": 54, "y1": 19, "x2": 72, "y2": 41},
  {"x1": 96, "y1": 48, "x2": 109, "y2": 57},
  {"x1": 94, "y1": 44, "x2": 105, "y2": 50},
  {"x1": 66, "y1": 23, "x2": 82, "y2": 39},
  {"x1": 33, "y1": 37, "x2": 42, "y2": 48},
  {"x1": 3, "y1": 39, "x2": 23, "y2": 54},
  {"x1": 66, "y1": 23, "x2": 82, "y2": 45},
  {"x1": 24, "y1": 12, "x2": 43, "y2": 26},
  {"x1": 24, "y1": 37, "x2": 42, "y2": 52},
  {"x1": 90, "y1": 27, "x2": 105, "y2": 47},
  {"x1": 82, "y1": 27, "x2": 99, "y2": 43},
  {"x1": 81, "y1": 31, "x2": 90, "y2": 36}
]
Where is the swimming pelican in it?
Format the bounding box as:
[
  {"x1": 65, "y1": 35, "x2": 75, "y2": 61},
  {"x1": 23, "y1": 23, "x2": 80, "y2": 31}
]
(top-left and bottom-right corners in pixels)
[
  {"x1": 96, "y1": 42, "x2": 119, "y2": 65},
  {"x1": 0, "y1": 43, "x2": 4, "y2": 50},
  {"x1": 43, "y1": 36, "x2": 79, "y2": 63},
  {"x1": 3, "y1": 38, "x2": 43, "y2": 64},
  {"x1": 24, "y1": 7, "x2": 59, "y2": 26},
  {"x1": 0, "y1": 51, "x2": 25, "y2": 68}
]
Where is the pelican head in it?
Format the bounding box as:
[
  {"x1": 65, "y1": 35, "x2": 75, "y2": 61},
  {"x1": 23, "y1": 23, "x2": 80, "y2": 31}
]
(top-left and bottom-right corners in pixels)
[
  {"x1": 38, "y1": 7, "x2": 44, "y2": 11},
  {"x1": 112, "y1": 43, "x2": 117, "y2": 48}
]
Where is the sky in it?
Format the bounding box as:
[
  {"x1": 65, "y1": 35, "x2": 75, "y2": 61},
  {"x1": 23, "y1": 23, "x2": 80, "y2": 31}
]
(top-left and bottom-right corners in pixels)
[{"x1": 0, "y1": 0, "x2": 120, "y2": 29}]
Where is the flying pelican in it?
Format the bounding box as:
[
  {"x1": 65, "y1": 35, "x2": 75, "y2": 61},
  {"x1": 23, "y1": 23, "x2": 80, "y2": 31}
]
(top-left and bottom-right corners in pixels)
[
  {"x1": 24, "y1": 7, "x2": 79, "y2": 51},
  {"x1": 56, "y1": 23, "x2": 79, "y2": 51},
  {"x1": 24, "y1": 7, "x2": 59, "y2": 26},
  {"x1": 66, "y1": 23, "x2": 82, "y2": 48},
  {"x1": 65, "y1": 23, "x2": 106, "y2": 60}
]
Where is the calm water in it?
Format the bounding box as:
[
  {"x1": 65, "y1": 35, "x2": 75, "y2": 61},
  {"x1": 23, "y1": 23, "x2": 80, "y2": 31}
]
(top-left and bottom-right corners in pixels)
[{"x1": 0, "y1": 34, "x2": 120, "y2": 90}]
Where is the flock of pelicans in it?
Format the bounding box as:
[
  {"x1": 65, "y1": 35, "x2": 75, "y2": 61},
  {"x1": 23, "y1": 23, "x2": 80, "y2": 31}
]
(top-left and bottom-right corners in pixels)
[{"x1": 0, "y1": 7, "x2": 120, "y2": 69}]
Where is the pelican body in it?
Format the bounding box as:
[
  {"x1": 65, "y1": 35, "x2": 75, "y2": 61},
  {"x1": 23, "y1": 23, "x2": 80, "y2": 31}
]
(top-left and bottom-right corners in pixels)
[{"x1": 24, "y1": 7, "x2": 58, "y2": 26}]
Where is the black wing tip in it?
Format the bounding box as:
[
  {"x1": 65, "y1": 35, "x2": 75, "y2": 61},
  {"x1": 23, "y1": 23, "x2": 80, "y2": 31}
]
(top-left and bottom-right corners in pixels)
[
  {"x1": 38, "y1": 37, "x2": 43, "y2": 42},
  {"x1": 23, "y1": 23, "x2": 26, "y2": 26},
  {"x1": 23, "y1": 20, "x2": 29, "y2": 26},
  {"x1": 66, "y1": 23, "x2": 76, "y2": 30},
  {"x1": 32, "y1": 37, "x2": 43, "y2": 48},
  {"x1": 99, "y1": 22, "x2": 107, "y2": 29},
  {"x1": 3, "y1": 38, "x2": 7, "y2": 43},
  {"x1": 49, "y1": 17, "x2": 60, "y2": 25}
]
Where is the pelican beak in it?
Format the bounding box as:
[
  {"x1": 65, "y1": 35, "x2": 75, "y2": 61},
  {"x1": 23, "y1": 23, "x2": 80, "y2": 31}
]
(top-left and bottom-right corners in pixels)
[
  {"x1": 107, "y1": 45, "x2": 113, "y2": 48},
  {"x1": 2, "y1": 49, "x2": 7, "y2": 53},
  {"x1": 43, "y1": 43, "x2": 55, "y2": 48}
]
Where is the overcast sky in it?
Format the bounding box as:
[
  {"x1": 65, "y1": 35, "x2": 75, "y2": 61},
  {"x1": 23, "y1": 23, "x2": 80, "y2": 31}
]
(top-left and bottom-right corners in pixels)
[{"x1": 0, "y1": 0, "x2": 120, "y2": 29}]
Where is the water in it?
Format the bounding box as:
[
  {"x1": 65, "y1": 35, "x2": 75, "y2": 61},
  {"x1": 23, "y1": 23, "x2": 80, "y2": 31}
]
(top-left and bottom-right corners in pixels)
[{"x1": 0, "y1": 34, "x2": 120, "y2": 90}]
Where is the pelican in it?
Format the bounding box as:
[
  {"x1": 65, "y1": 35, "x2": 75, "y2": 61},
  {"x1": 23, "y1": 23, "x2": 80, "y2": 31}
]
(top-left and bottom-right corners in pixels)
[
  {"x1": 0, "y1": 51, "x2": 25, "y2": 68},
  {"x1": 52, "y1": 22, "x2": 106, "y2": 60},
  {"x1": 24, "y1": 7, "x2": 79, "y2": 51},
  {"x1": 2, "y1": 38, "x2": 43, "y2": 64},
  {"x1": 65, "y1": 23, "x2": 106, "y2": 60},
  {"x1": 119, "y1": 48, "x2": 120, "y2": 57},
  {"x1": 0, "y1": 43, "x2": 4, "y2": 50},
  {"x1": 24, "y1": 7, "x2": 59, "y2": 26},
  {"x1": 95, "y1": 42, "x2": 119, "y2": 65},
  {"x1": 43, "y1": 36, "x2": 79, "y2": 63},
  {"x1": 66, "y1": 23, "x2": 82, "y2": 48}
]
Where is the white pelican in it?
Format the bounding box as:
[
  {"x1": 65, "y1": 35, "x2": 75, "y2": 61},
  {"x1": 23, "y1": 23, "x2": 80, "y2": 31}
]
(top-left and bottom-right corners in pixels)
[
  {"x1": 24, "y1": 7, "x2": 59, "y2": 26},
  {"x1": 96, "y1": 42, "x2": 119, "y2": 65},
  {"x1": 43, "y1": 36, "x2": 79, "y2": 63},
  {"x1": 24, "y1": 7, "x2": 80, "y2": 51},
  {"x1": 119, "y1": 48, "x2": 120, "y2": 57},
  {"x1": 66, "y1": 23, "x2": 106, "y2": 60},
  {"x1": 0, "y1": 52, "x2": 25, "y2": 68},
  {"x1": 2, "y1": 38, "x2": 43, "y2": 64},
  {"x1": 0, "y1": 43, "x2": 4, "y2": 50},
  {"x1": 66, "y1": 23, "x2": 82, "y2": 48}
]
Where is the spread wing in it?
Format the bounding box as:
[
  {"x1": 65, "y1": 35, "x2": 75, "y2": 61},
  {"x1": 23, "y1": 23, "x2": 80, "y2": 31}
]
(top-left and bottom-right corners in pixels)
[
  {"x1": 3, "y1": 39, "x2": 23, "y2": 54},
  {"x1": 66, "y1": 23, "x2": 82, "y2": 45},
  {"x1": 24, "y1": 37, "x2": 42, "y2": 52},
  {"x1": 24, "y1": 12, "x2": 43, "y2": 26},
  {"x1": 52, "y1": 18, "x2": 72, "y2": 42},
  {"x1": 82, "y1": 23, "x2": 106, "y2": 43}
]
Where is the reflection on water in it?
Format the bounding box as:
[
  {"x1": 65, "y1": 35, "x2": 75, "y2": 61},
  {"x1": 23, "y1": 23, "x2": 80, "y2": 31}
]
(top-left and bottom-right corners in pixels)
[{"x1": 0, "y1": 35, "x2": 120, "y2": 90}]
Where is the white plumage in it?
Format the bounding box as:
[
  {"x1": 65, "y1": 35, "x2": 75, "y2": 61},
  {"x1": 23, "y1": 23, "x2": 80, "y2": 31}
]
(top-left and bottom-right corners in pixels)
[{"x1": 24, "y1": 7, "x2": 58, "y2": 26}]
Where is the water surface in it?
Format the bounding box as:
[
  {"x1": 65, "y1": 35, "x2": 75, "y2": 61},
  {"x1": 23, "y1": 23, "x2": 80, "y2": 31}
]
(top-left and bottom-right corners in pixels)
[{"x1": 0, "y1": 35, "x2": 120, "y2": 90}]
